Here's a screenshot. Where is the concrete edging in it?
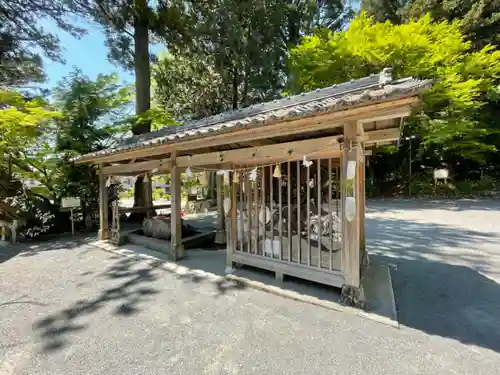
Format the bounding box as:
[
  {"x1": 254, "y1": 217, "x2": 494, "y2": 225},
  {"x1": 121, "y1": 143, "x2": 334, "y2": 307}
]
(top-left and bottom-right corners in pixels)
[{"x1": 88, "y1": 240, "x2": 399, "y2": 328}]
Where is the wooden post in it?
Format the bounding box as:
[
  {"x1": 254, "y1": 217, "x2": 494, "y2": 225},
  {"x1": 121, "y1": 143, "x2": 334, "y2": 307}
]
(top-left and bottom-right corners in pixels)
[
  {"x1": 359, "y1": 147, "x2": 366, "y2": 255},
  {"x1": 214, "y1": 173, "x2": 226, "y2": 244},
  {"x1": 144, "y1": 173, "x2": 153, "y2": 218},
  {"x1": 227, "y1": 173, "x2": 237, "y2": 271},
  {"x1": 357, "y1": 121, "x2": 366, "y2": 256},
  {"x1": 340, "y1": 123, "x2": 363, "y2": 307},
  {"x1": 98, "y1": 165, "x2": 109, "y2": 240},
  {"x1": 170, "y1": 152, "x2": 184, "y2": 260},
  {"x1": 356, "y1": 122, "x2": 367, "y2": 269}
]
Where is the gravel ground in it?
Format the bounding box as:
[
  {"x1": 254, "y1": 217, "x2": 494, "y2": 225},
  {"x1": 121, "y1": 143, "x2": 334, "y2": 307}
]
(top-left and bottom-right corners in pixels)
[{"x1": 1, "y1": 199, "x2": 500, "y2": 374}]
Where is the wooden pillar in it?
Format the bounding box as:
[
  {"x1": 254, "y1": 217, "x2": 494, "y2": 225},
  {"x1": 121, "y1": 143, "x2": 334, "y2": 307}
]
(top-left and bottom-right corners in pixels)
[
  {"x1": 340, "y1": 123, "x2": 363, "y2": 307},
  {"x1": 359, "y1": 148, "x2": 366, "y2": 254},
  {"x1": 170, "y1": 152, "x2": 184, "y2": 260},
  {"x1": 144, "y1": 173, "x2": 153, "y2": 218},
  {"x1": 227, "y1": 173, "x2": 238, "y2": 271},
  {"x1": 98, "y1": 166, "x2": 109, "y2": 240},
  {"x1": 214, "y1": 173, "x2": 226, "y2": 244}
]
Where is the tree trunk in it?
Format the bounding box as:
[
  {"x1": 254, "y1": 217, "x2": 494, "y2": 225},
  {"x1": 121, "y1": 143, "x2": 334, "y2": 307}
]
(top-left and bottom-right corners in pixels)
[
  {"x1": 242, "y1": 63, "x2": 249, "y2": 107},
  {"x1": 130, "y1": 0, "x2": 152, "y2": 220},
  {"x1": 232, "y1": 67, "x2": 238, "y2": 110},
  {"x1": 207, "y1": 172, "x2": 216, "y2": 199},
  {"x1": 133, "y1": 0, "x2": 151, "y2": 135}
]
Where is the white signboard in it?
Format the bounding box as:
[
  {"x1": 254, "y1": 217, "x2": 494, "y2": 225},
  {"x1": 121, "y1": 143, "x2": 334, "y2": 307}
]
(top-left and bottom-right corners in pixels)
[{"x1": 62, "y1": 197, "x2": 81, "y2": 208}]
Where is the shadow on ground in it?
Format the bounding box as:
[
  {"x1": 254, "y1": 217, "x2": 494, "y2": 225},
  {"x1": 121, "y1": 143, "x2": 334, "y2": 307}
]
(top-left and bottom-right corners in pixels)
[
  {"x1": 31, "y1": 244, "x2": 249, "y2": 353},
  {"x1": 0, "y1": 234, "x2": 96, "y2": 264},
  {"x1": 33, "y1": 255, "x2": 160, "y2": 352},
  {"x1": 367, "y1": 199, "x2": 500, "y2": 213},
  {"x1": 179, "y1": 248, "x2": 341, "y2": 303},
  {"x1": 366, "y1": 209, "x2": 500, "y2": 354}
]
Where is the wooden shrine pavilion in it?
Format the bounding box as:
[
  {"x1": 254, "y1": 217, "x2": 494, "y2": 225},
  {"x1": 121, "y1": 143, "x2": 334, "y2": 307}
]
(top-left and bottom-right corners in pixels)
[{"x1": 74, "y1": 68, "x2": 430, "y2": 304}]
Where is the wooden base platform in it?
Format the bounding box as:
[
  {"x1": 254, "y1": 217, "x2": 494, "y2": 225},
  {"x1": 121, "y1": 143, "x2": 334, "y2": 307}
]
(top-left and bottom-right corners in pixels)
[
  {"x1": 233, "y1": 252, "x2": 344, "y2": 288},
  {"x1": 238, "y1": 234, "x2": 342, "y2": 270}
]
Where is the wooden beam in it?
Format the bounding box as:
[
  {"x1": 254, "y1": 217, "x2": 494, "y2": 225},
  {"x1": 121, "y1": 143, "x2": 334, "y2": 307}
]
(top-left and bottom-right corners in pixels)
[
  {"x1": 98, "y1": 165, "x2": 109, "y2": 240},
  {"x1": 101, "y1": 159, "x2": 171, "y2": 175},
  {"x1": 244, "y1": 139, "x2": 276, "y2": 146},
  {"x1": 101, "y1": 135, "x2": 342, "y2": 175},
  {"x1": 170, "y1": 151, "x2": 184, "y2": 260},
  {"x1": 228, "y1": 174, "x2": 237, "y2": 270},
  {"x1": 118, "y1": 204, "x2": 170, "y2": 214},
  {"x1": 359, "y1": 148, "x2": 366, "y2": 255},
  {"x1": 214, "y1": 174, "x2": 226, "y2": 244},
  {"x1": 179, "y1": 136, "x2": 342, "y2": 167},
  {"x1": 341, "y1": 123, "x2": 361, "y2": 290},
  {"x1": 99, "y1": 127, "x2": 400, "y2": 176},
  {"x1": 78, "y1": 98, "x2": 417, "y2": 165},
  {"x1": 232, "y1": 252, "x2": 344, "y2": 288},
  {"x1": 363, "y1": 128, "x2": 400, "y2": 143},
  {"x1": 144, "y1": 173, "x2": 153, "y2": 218},
  {"x1": 358, "y1": 108, "x2": 410, "y2": 124}
]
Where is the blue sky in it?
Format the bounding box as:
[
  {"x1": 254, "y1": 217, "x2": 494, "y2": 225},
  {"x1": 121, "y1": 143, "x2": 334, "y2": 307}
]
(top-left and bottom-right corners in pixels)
[{"x1": 41, "y1": 18, "x2": 162, "y2": 89}]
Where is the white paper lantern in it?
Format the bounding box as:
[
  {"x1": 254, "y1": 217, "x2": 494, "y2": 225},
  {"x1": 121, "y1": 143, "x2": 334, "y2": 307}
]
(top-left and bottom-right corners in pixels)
[
  {"x1": 223, "y1": 197, "x2": 232, "y2": 214},
  {"x1": 249, "y1": 168, "x2": 258, "y2": 181},
  {"x1": 258, "y1": 206, "x2": 272, "y2": 225},
  {"x1": 345, "y1": 196, "x2": 356, "y2": 222}
]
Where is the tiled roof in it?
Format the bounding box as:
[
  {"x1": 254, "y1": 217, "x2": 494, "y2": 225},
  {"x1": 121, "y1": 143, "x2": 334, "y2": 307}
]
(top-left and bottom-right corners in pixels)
[{"x1": 74, "y1": 68, "x2": 431, "y2": 162}]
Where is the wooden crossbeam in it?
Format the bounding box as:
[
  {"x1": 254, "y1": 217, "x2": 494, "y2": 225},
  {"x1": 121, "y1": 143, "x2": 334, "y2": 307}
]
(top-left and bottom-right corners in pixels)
[
  {"x1": 364, "y1": 128, "x2": 400, "y2": 144},
  {"x1": 99, "y1": 127, "x2": 401, "y2": 175}
]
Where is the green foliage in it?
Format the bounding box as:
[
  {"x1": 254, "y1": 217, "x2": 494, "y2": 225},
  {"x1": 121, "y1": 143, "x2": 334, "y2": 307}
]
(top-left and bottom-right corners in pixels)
[
  {"x1": 405, "y1": 0, "x2": 500, "y2": 49},
  {"x1": 52, "y1": 70, "x2": 132, "y2": 207},
  {"x1": 152, "y1": 52, "x2": 230, "y2": 119},
  {"x1": 71, "y1": 0, "x2": 196, "y2": 136},
  {"x1": 53, "y1": 69, "x2": 133, "y2": 154},
  {"x1": 129, "y1": 107, "x2": 178, "y2": 132},
  {"x1": 361, "y1": 0, "x2": 407, "y2": 23},
  {"x1": 0, "y1": 0, "x2": 85, "y2": 86},
  {"x1": 119, "y1": 188, "x2": 135, "y2": 200},
  {"x1": 289, "y1": 12, "x2": 500, "y2": 161},
  {"x1": 0, "y1": 91, "x2": 59, "y2": 156},
  {"x1": 0, "y1": 69, "x2": 133, "y2": 237},
  {"x1": 152, "y1": 187, "x2": 170, "y2": 200},
  {"x1": 407, "y1": 173, "x2": 498, "y2": 198},
  {"x1": 153, "y1": 0, "x2": 354, "y2": 119},
  {"x1": 5, "y1": 192, "x2": 57, "y2": 238}
]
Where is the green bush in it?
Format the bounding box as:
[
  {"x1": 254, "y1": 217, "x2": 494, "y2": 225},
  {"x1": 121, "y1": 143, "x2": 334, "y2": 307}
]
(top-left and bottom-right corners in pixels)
[
  {"x1": 455, "y1": 180, "x2": 474, "y2": 195},
  {"x1": 152, "y1": 188, "x2": 170, "y2": 200},
  {"x1": 408, "y1": 172, "x2": 498, "y2": 198},
  {"x1": 474, "y1": 176, "x2": 496, "y2": 191}
]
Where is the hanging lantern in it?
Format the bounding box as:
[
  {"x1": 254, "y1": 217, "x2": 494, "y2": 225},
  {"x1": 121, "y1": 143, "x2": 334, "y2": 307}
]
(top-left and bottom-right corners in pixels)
[
  {"x1": 223, "y1": 197, "x2": 232, "y2": 214},
  {"x1": 345, "y1": 160, "x2": 357, "y2": 222},
  {"x1": 302, "y1": 155, "x2": 313, "y2": 168},
  {"x1": 258, "y1": 206, "x2": 272, "y2": 225},
  {"x1": 273, "y1": 164, "x2": 281, "y2": 178},
  {"x1": 223, "y1": 170, "x2": 230, "y2": 185},
  {"x1": 249, "y1": 168, "x2": 258, "y2": 182},
  {"x1": 345, "y1": 197, "x2": 356, "y2": 222},
  {"x1": 186, "y1": 166, "x2": 193, "y2": 177}
]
